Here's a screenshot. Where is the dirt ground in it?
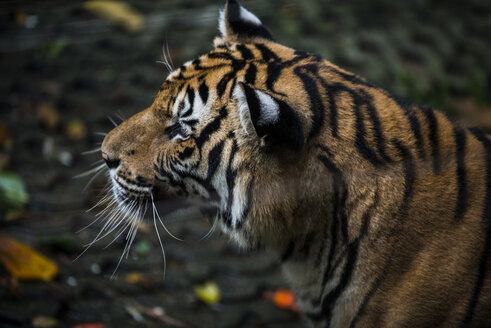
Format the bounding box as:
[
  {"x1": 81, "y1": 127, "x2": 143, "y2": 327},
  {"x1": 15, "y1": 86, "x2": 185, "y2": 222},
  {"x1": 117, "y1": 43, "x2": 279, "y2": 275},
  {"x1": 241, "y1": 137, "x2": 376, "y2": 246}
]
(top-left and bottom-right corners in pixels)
[{"x1": 0, "y1": 1, "x2": 489, "y2": 327}]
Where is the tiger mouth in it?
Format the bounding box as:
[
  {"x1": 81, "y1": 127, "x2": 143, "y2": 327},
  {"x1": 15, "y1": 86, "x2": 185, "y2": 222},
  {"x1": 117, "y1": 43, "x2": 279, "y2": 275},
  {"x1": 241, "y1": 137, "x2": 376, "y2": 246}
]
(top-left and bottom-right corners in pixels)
[{"x1": 112, "y1": 174, "x2": 153, "y2": 204}]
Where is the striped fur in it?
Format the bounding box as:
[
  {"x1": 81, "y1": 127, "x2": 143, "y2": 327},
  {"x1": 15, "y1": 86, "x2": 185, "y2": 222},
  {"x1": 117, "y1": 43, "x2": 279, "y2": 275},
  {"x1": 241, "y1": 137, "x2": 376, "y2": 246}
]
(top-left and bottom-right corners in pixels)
[{"x1": 101, "y1": 1, "x2": 491, "y2": 326}]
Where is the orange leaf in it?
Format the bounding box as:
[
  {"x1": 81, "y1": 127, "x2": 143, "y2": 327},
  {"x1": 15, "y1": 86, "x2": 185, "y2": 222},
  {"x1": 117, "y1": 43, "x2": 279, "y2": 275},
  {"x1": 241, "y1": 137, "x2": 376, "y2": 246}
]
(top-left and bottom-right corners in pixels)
[
  {"x1": 265, "y1": 288, "x2": 300, "y2": 313},
  {"x1": 0, "y1": 235, "x2": 58, "y2": 281}
]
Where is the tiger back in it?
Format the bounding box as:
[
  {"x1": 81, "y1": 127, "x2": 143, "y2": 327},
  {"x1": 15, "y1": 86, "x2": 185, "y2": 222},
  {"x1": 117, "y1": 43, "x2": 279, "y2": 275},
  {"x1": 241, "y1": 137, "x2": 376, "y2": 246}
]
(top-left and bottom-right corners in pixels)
[{"x1": 100, "y1": 1, "x2": 491, "y2": 326}]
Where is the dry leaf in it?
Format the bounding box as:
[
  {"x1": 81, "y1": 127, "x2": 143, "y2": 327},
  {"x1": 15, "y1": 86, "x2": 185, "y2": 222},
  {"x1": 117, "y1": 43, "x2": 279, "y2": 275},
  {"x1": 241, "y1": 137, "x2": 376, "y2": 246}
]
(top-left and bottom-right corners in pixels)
[
  {"x1": 125, "y1": 272, "x2": 145, "y2": 284},
  {"x1": 194, "y1": 281, "x2": 220, "y2": 304},
  {"x1": 265, "y1": 288, "x2": 300, "y2": 313},
  {"x1": 37, "y1": 103, "x2": 59, "y2": 129},
  {"x1": 32, "y1": 316, "x2": 58, "y2": 328},
  {"x1": 66, "y1": 119, "x2": 87, "y2": 140},
  {"x1": 83, "y1": 0, "x2": 145, "y2": 32},
  {"x1": 0, "y1": 235, "x2": 58, "y2": 281}
]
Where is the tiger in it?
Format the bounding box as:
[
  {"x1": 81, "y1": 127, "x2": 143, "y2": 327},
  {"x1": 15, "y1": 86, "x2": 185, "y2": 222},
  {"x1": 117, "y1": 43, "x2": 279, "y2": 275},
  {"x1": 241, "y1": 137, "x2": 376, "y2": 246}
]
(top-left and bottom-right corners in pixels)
[{"x1": 99, "y1": 0, "x2": 491, "y2": 327}]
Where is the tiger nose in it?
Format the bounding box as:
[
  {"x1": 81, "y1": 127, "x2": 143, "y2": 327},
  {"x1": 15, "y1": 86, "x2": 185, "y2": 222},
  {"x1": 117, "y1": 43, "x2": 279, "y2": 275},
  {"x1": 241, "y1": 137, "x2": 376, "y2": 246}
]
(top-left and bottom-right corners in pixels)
[{"x1": 102, "y1": 152, "x2": 121, "y2": 169}]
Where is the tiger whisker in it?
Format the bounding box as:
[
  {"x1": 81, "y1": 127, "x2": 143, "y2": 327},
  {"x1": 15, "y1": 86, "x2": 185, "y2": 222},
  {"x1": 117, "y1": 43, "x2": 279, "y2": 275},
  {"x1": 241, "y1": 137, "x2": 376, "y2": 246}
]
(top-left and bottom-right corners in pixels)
[
  {"x1": 199, "y1": 213, "x2": 219, "y2": 241},
  {"x1": 151, "y1": 193, "x2": 183, "y2": 241},
  {"x1": 152, "y1": 195, "x2": 167, "y2": 278},
  {"x1": 165, "y1": 38, "x2": 175, "y2": 70},
  {"x1": 82, "y1": 147, "x2": 102, "y2": 155},
  {"x1": 93, "y1": 132, "x2": 107, "y2": 137},
  {"x1": 111, "y1": 206, "x2": 141, "y2": 279},
  {"x1": 107, "y1": 115, "x2": 118, "y2": 127},
  {"x1": 74, "y1": 163, "x2": 106, "y2": 179}
]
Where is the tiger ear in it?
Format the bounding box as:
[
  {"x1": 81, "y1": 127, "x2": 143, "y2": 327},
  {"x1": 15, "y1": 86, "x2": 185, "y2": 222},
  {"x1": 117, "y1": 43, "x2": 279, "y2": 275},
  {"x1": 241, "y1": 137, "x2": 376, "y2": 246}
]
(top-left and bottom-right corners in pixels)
[
  {"x1": 218, "y1": 0, "x2": 274, "y2": 43},
  {"x1": 233, "y1": 82, "x2": 304, "y2": 151}
]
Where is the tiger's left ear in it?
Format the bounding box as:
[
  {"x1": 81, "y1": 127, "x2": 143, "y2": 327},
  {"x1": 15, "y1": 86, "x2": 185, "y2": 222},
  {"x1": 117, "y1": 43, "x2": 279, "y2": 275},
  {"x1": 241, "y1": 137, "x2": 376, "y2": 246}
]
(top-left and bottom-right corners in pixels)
[
  {"x1": 233, "y1": 82, "x2": 305, "y2": 151},
  {"x1": 218, "y1": 0, "x2": 274, "y2": 43}
]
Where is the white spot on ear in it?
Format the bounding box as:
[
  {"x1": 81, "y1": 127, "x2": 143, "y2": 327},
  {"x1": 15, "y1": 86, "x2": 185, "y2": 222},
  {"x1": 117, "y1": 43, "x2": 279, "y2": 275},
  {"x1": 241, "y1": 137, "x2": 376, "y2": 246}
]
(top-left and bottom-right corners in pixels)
[
  {"x1": 218, "y1": 9, "x2": 226, "y2": 38},
  {"x1": 239, "y1": 6, "x2": 262, "y2": 26},
  {"x1": 255, "y1": 90, "x2": 279, "y2": 126},
  {"x1": 218, "y1": 5, "x2": 262, "y2": 40},
  {"x1": 233, "y1": 84, "x2": 253, "y2": 135}
]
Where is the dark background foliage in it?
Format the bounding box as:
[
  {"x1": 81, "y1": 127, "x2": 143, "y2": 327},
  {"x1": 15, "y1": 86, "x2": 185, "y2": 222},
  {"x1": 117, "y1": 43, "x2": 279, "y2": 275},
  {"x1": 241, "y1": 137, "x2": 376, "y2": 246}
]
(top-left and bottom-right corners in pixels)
[{"x1": 0, "y1": 0, "x2": 489, "y2": 327}]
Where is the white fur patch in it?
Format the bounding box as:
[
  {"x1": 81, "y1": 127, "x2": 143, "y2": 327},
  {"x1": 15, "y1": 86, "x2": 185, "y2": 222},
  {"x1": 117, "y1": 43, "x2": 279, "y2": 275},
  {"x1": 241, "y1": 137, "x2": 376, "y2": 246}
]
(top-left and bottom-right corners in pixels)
[
  {"x1": 233, "y1": 84, "x2": 254, "y2": 135},
  {"x1": 239, "y1": 6, "x2": 262, "y2": 25},
  {"x1": 218, "y1": 5, "x2": 262, "y2": 39},
  {"x1": 255, "y1": 90, "x2": 279, "y2": 126},
  {"x1": 218, "y1": 9, "x2": 226, "y2": 38}
]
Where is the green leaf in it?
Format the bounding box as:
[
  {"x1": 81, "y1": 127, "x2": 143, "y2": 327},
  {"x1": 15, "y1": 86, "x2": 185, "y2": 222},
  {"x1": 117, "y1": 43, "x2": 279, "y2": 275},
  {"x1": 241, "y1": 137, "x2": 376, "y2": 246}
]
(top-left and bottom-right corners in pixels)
[{"x1": 0, "y1": 172, "x2": 29, "y2": 212}]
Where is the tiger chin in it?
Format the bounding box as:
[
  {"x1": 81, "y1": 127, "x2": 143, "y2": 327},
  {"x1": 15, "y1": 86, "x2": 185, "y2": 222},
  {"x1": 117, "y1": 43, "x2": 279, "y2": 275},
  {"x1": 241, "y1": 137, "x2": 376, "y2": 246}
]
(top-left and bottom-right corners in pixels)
[{"x1": 100, "y1": 0, "x2": 491, "y2": 327}]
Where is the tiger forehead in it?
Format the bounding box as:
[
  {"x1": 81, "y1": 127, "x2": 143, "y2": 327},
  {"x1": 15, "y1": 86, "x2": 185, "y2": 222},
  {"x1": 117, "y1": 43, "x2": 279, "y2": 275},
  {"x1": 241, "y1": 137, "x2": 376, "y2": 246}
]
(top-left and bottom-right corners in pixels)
[{"x1": 165, "y1": 42, "x2": 297, "y2": 82}]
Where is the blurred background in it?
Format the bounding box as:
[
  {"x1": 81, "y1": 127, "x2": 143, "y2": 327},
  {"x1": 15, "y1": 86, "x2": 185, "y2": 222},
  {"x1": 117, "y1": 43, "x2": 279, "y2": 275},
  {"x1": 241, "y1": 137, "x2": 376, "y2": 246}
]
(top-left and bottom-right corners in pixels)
[{"x1": 0, "y1": 0, "x2": 489, "y2": 327}]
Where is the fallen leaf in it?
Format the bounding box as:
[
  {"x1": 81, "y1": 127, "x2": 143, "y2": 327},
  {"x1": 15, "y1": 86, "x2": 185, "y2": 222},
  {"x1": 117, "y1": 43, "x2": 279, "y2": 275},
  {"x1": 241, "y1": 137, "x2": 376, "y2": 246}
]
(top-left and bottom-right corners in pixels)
[
  {"x1": 32, "y1": 316, "x2": 57, "y2": 327},
  {"x1": 0, "y1": 124, "x2": 12, "y2": 150},
  {"x1": 265, "y1": 288, "x2": 300, "y2": 313},
  {"x1": 194, "y1": 281, "x2": 220, "y2": 305},
  {"x1": 83, "y1": 0, "x2": 145, "y2": 32},
  {"x1": 66, "y1": 119, "x2": 87, "y2": 140},
  {"x1": 125, "y1": 272, "x2": 145, "y2": 285},
  {"x1": 37, "y1": 103, "x2": 59, "y2": 129},
  {"x1": 0, "y1": 152, "x2": 10, "y2": 170},
  {"x1": 0, "y1": 234, "x2": 58, "y2": 281},
  {"x1": 126, "y1": 305, "x2": 144, "y2": 322},
  {"x1": 134, "y1": 239, "x2": 151, "y2": 258},
  {"x1": 0, "y1": 172, "x2": 29, "y2": 212}
]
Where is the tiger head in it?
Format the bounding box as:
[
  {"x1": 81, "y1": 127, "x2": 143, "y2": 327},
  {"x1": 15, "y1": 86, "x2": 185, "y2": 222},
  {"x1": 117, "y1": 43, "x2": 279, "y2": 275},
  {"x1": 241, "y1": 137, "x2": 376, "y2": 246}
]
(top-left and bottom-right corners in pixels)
[{"x1": 101, "y1": 0, "x2": 329, "y2": 248}]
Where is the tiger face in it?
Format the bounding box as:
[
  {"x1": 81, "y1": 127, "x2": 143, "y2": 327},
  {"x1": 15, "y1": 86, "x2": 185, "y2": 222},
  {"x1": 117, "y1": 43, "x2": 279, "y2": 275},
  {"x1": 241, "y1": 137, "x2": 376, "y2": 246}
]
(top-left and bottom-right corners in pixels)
[{"x1": 101, "y1": 0, "x2": 312, "y2": 247}]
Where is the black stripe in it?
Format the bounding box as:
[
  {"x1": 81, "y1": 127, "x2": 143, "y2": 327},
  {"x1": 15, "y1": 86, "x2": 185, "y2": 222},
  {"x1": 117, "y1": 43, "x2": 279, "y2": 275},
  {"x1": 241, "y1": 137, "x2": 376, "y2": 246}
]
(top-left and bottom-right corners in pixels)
[
  {"x1": 244, "y1": 63, "x2": 257, "y2": 85},
  {"x1": 242, "y1": 84, "x2": 261, "y2": 131},
  {"x1": 265, "y1": 63, "x2": 283, "y2": 93},
  {"x1": 198, "y1": 81, "x2": 209, "y2": 105},
  {"x1": 326, "y1": 65, "x2": 374, "y2": 88},
  {"x1": 254, "y1": 43, "x2": 280, "y2": 63},
  {"x1": 461, "y1": 128, "x2": 491, "y2": 327},
  {"x1": 349, "y1": 256, "x2": 393, "y2": 328},
  {"x1": 392, "y1": 139, "x2": 415, "y2": 218},
  {"x1": 217, "y1": 72, "x2": 235, "y2": 98},
  {"x1": 453, "y1": 126, "x2": 467, "y2": 222},
  {"x1": 204, "y1": 140, "x2": 225, "y2": 184},
  {"x1": 421, "y1": 106, "x2": 441, "y2": 174},
  {"x1": 207, "y1": 52, "x2": 235, "y2": 61},
  {"x1": 195, "y1": 107, "x2": 227, "y2": 148},
  {"x1": 182, "y1": 119, "x2": 199, "y2": 129},
  {"x1": 237, "y1": 177, "x2": 254, "y2": 229},
  {"x1": 317, "y1": 79, "x2": 339, "y2": 138},
  {"x1": 236, "y1": 44, "x2": 253, "y2": 60},
  {"x1": 358, "y1": 89, "x2": 392, "y2": 163},
  {"x1": 308, "y1": 226, "x2": 362, "y2": 325},
  {"x1": 178, "y1": 147, "x2": 194, "y2": 160},
  {"x1": 216, "y1": 61, "x2": 245, "y2": 98},
  {"x1": 392, "y1": 98, "x2": 426, "y2": 159},
  {"x1": 353, "y1": 93, "x2": 383, "y2": 166},
  {"x1": 348, "y1": 140, "x2": 414, "y2": 327},
  {"x1": 315, "y1": 154, "x2": 345, "y2": 306},
  {"x1": 224, "y1": 140, "x2": 239, "y2": 228},
  {"x1": 294, "y1": 64, "x2": 324, "y2": 141},
  {"x1": 181, "y1": 88, "x2": 195, "y2": 118}
]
